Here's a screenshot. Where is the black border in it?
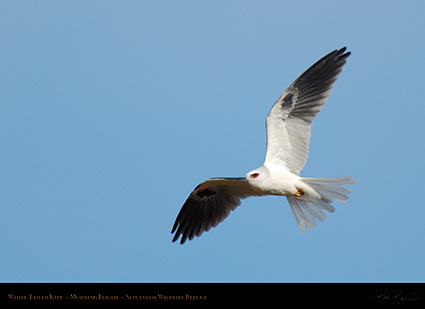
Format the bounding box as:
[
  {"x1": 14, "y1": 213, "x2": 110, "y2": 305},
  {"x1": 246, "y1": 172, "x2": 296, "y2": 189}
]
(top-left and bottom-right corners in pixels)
[{"x1": 2, "y1": 283, "x2": 424, "y2": 307}]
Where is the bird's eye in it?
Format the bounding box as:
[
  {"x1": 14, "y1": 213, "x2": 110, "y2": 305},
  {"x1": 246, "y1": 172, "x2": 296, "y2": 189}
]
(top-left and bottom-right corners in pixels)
[{"x1": 251, "y1": 173, "x2": 259, "y2": 178}]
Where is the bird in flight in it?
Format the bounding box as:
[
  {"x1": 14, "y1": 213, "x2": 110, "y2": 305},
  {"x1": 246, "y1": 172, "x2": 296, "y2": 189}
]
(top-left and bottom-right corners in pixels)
[{"x1": 171, "y1": 47, "x2": 355, "y2": 244}]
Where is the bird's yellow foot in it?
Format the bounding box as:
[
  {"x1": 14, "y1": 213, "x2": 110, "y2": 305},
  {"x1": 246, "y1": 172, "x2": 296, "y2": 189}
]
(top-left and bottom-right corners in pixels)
[{"x1": 295, "y1": 187, "x2": 304, "y2": 197}]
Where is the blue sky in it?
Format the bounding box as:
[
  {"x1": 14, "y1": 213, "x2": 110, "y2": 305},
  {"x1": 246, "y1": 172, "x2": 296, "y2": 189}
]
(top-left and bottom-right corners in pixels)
[{"x1": 1, "y1": 1, "x2": 424, "y2": 282}]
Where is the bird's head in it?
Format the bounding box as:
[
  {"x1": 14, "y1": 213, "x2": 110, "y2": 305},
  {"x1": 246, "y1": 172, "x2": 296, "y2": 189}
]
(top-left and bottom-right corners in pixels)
[
  {"x1": 246, "y1": 170, "x2": 261, "y2": 181},
  {"x1": 245, "y1": 165, "x2": 269, "y2": 189}
]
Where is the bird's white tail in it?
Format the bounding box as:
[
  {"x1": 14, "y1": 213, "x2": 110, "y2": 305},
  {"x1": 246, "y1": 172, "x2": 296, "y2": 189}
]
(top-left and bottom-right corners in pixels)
[{"x1": 287, "y1": 176, "x2": 355, "y2": 231}]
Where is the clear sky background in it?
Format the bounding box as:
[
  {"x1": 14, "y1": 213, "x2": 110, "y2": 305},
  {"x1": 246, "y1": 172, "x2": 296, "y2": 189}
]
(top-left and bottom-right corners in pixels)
[{"x1": 1, "y1": 1, "x2": 424, "y2": 282}]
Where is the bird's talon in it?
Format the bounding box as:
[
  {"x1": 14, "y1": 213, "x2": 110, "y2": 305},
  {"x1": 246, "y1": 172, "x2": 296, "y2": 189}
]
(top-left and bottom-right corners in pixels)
[{"x1": 295, "y1": 188, "x2": 304, "y2": 197}]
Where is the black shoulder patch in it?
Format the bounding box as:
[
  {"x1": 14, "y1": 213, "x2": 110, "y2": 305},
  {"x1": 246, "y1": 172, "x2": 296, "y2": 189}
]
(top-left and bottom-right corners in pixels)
[
  {"x1": 281, "y1": 92, "x2": 294, "y2": 109},
  {"x1": 196, "y1": 188, "x2": 216, "y2": 198},
  {"x1": 281, "y1": 88, "x2": 298, "y2": 110}
]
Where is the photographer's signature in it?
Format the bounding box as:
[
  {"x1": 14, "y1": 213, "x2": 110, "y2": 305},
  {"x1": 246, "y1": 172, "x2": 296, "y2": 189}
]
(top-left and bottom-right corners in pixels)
[{"x1": 370, "y1": 289, "x2": 420, "y2": 305}]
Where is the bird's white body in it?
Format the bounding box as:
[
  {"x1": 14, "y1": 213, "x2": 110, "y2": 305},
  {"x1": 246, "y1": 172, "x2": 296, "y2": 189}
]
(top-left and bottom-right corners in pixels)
[{"x1": 246, "y1": 164, "x2": 305, "y2": 197}]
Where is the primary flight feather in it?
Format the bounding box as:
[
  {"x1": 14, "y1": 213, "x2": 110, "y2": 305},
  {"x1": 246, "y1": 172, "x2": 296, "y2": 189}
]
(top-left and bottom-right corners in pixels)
[{"x1": 172, "y1": 47, "x2": 355, "y2": 244}]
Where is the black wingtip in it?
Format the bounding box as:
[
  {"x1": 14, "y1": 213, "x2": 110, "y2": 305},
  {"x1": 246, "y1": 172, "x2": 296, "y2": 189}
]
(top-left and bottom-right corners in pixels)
[
  {"x1": 337, "y1": 46, "x2": 351, "y2": 60},
  {"x1": 171, "y1": 226, "x2": 181, "y2": 243},
  {"x1": 171, "y1": 221, "x2": 178, "y2": 234},
  {"x1": 171, "y1": 223, "x2": 188, "y2": 244},
  {"x1": 171, "y1": 232, "x2": 187, "y2": 244},
  {"x1": 171, "y1": 233, "x2": 179, "y2": 243},
  {"x1": 326, "y1": 47, "x2": 350, "y2": 59}
]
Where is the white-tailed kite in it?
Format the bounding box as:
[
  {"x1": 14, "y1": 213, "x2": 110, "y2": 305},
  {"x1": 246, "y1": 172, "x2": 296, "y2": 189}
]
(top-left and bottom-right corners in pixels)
[{"x1": 172, "y1": 47, "x2": 355, "y2": 244}]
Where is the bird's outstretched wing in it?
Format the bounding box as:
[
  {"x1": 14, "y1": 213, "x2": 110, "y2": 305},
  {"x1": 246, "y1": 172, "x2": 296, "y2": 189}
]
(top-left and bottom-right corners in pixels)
[
  {"x1": 171, "y1": 178, "x2": 261, "y2": 244},
  {"x1": 265, "y1": 47, "x2": 350, "y2": 175}
]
